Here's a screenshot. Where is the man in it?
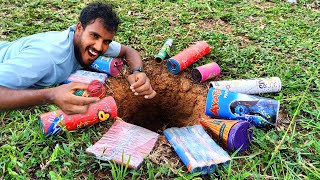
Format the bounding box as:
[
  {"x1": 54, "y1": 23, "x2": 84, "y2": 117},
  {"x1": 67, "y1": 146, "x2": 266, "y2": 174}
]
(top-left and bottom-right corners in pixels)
[{"x1": 0, "y1": 2, "x2": 156, "y2": 115}]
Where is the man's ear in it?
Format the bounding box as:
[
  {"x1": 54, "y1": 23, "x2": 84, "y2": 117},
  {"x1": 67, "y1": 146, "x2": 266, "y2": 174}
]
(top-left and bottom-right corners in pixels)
[{"x1": 76, "y1": 22, "x2": 83, "y2": 32}]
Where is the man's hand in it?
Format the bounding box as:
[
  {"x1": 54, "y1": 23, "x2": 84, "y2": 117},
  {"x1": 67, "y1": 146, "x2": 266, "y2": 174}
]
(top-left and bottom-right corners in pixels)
[
  {"x1": 127, "y1": 72, "x2": 157, "y2": 99},
  {"x1": 0, "y1": 83, "x2": 99, "y2": 115},
  {"x1": 50, "y1": 82, "x2": 100, "y2": 115}
]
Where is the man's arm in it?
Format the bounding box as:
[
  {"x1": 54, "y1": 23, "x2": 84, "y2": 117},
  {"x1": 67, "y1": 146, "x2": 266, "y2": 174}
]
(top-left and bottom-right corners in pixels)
[
  {"x1": 0, "y1": 83, "x2": 99, "y2": 114},
  {"x1": 118, "y1": 45, "x2": 156, "y2": 99}
]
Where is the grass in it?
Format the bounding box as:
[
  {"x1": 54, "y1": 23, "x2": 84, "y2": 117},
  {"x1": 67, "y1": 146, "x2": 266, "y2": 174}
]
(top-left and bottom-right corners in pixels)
[{"x1": 1, "y1": 0, "x2": 319, "y2": 179}]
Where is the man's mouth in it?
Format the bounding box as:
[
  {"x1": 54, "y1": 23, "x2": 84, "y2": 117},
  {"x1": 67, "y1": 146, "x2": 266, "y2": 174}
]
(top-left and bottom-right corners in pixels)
[{"x1": 88, "y1": 47, "x2": 100, "y2": 59}]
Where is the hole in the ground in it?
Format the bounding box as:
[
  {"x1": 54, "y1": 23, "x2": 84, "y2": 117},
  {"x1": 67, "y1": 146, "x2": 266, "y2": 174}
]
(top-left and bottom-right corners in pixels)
[{"x1": 108, "y1": 60, "x2": 209, "y2": 132}]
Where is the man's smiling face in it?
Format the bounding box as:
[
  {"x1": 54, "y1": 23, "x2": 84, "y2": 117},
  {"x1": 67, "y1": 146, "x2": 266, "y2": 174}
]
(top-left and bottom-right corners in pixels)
[{"x1": 74, "y1": 18, "x2": 115, "y2": 68}]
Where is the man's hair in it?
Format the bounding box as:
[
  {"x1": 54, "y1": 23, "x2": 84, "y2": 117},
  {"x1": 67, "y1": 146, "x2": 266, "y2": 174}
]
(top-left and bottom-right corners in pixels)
[{"x1": 79, "y1": 2, "x2": 120, "y2": 33}]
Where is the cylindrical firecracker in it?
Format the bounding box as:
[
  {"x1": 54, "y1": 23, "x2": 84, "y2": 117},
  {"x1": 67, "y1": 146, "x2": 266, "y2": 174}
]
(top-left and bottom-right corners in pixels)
[
  {"x1": 40, "y1": 96, "x2": 117, "y2": 136},
  {"x1": 209, "y1": 77, "x2": 281, "y2": 94},
  {"x1": 192, "y1": 62, "x2": 220, "y2": 82},
  {"x1": 205, "y1": 87, "x2": 280, "y2": 128},
  {"x1": 74, "y1": 89, "x2": 87, "y2": 97},
  {"x1": 154, "y1": 38, "x2": 173, "y2": 63},
  {"x1": 90, "y1": 56, "x2": 123, "y2": 76},
  {"x1": 74, "y1": 80, "x2": 106, "y2": 99},
  {"x1": 199, "y1": 118, "x2": 252, "y2": 152},
  {"x1": 64, "y1": 70, "x2": 108, "y2": 84},
  {"x1": 166, "y1": 41, "x2": 210, "y2": 74},
  {"x1": 86, "y1": 80, "x2": 106, "y2": 98}
]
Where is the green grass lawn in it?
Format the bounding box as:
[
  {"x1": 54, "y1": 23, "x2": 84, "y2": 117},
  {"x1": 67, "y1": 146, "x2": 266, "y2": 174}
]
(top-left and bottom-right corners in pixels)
[{"x1": 1, "y1": 0, "x2": 319, "y2": 179}]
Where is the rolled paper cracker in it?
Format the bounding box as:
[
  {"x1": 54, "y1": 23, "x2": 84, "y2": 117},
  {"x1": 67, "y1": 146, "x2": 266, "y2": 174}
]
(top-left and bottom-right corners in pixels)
[
  {"x1": 163, "y1": 125, "x2": 231, "y2": 175},
  {"x1": 199, "y1": 118, "x2": 252, "y2": 152},
  {"x1": 154, "y1": 38, "x2": 173, "y2": 63},
  {"x1": 40, "y1": 96, "x2": 118, "y2": 136},
  {"x1": 86, "y1": 80, "x2": 106, "y2": 98},
  {"x1": 74, "y1": 89, "x2": 87, "y2": 97},
  {"x1": 90, "y1": 56, "x2": 124, "y2": 76},
  {"x1": 74, "y1": 80, "x2": 106, "y2": 99},
  {"x1": 209, "y1": 77, "x2": 282, "y2": 94},
  {"x1": 64, "y1": 70, "x2": 108, "y2": 84},
  {"x1": 205, "y1": 87, "x2": 280, "y2": 128},
  {"x1": 192, "y1": 62, "x2": 220, "y2": 82},
  {"x1": 167, "y1": 41, "x2": 210, "y2": 74}
]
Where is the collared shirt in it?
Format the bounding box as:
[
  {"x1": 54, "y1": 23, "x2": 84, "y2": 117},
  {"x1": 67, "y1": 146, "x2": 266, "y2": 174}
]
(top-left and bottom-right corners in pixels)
[{"x1": 0, "y1": 25, "x2": 121, "y2": 89}]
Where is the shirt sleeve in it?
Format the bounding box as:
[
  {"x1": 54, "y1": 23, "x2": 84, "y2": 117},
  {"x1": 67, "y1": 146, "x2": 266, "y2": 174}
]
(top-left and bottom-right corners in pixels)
[
  {"x1": 103, "y1": 41, "x2": 121, "y2": 57},
  {"x1": 0, "y1": 46, "x2": 53, "y2": 89}
]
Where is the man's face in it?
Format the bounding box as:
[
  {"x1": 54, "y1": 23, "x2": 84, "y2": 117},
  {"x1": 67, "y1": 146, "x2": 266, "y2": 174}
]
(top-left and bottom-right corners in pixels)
[{"x1": 74, "y1": 18, "x2": 115, "y2": 67}]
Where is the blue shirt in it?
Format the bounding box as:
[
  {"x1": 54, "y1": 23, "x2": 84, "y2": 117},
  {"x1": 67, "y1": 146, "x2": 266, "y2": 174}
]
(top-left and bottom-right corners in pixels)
[{"x1": 0, "y1": 25, "x2": 121, "y2": 89}]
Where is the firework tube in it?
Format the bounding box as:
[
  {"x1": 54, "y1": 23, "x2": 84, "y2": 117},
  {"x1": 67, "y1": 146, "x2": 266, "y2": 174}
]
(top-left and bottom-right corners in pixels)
[
  {"x1": 90, "y1": 56, "x2": 124, "y2": 76},
  {"x1": 209, "y1": 77, "x2": 281, "y2": 94},
  {"x1": 187, "y1": 126, "x2": 217, "y2": 174},
  {"x1": 74, "y1": 80, "x2": 106, "y2": 99},
  {"x1": 205, "y1": 87, "x2": 280, "y2": 128},
  {"x1": 154, "y1": 38, "x2": 173, "y2": 63},
  {"x1": 166, "y1": 41, "x2": 210, "y2": 74},
  {"x1": 191, "y1": 125, "x2": 231, "y2": 168},
  {"x1": 64, "y1": 70, "x2": 108, "y2": 84},
  {"x1": 175, "y1": 127, "x2": 207, "y2": 174},
  {"x1": 192, "y1": 62, "x2": 220, "y2": 82},
  {"x1": 163, "y1": 128, "x2": 201, "y2": 174},
  {"x1": 164, "y1": 126, "x2": 231, "y2": 174},
  {"x1": 86, "y1": 80, "x2": 106, "y2": 98},
  {"x1": 199, "y1": 118, "x2": 252, "y2": 152},
  {"x1": 74, "y1": 89, "x2": 87, "y2": 97},
  {"x1": 40, "y1": 96, "x2": 117, "y2": 136}
]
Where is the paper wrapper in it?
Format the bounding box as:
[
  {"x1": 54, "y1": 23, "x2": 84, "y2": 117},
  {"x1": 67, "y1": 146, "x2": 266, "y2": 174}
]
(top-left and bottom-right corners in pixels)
[
  {"x1": 209, "y1": 77, "x2": 281, "y2": 94},
  {"x1": 199, "y1": 118, "x2": 252, "y2": 152},
  {"x1": 154, "y1": 38, "x2": 173, "y2": 63},
  {"x1": 205, "y1": 87, "x2": 280, "y2": 128},
  {"x1": 86, "y1": 120, "x2": 159, "y2": 169},
  {"x1": 40, "y1": 96, "x2": 117, "y2": 136},
  {"x1": 64, "y1": 70, "x2": 107, "y2": 84},
  {"x1": 90, "y1": 56, "x2": 123, "y2": 77},
  {"x1": 191, "y1": 62, "x2": 220, "y2": 82},
  {"x1": 163, "y1": 125, "x2": 231, "y2": 175},
  {"x1": 166, "y1": 41, "x2": 210, "y2": 74}
]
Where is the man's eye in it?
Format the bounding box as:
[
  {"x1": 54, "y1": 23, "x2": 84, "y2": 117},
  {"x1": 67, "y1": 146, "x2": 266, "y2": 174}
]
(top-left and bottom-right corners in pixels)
[
  {"x1": 92, "y1": 34, "x2": 99, "y2": 38},
  {"x1": 104, "y1": 40, "x2": 112, "y2": 45}
]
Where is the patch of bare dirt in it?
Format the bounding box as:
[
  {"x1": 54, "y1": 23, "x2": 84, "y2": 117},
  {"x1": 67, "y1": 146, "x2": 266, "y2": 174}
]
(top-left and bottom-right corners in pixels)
[
  {"x1": 102, "y1": 59, "x2": 211, "y2": 174},
  {"x1": 148, "y1": 135, "x2": 183, "y2": 172},
  {"x1": 254, "y1": 2, "x2": 276, "y2": 10},
  {"x1": 107, "y1": 59, "x2": 210, "y2": 133},
  {"x1": 304, "y1": 1, "x2": 320, "y2": 12},
  {"x1": 195, "y1": 19, "x2": 233, "y2": 34}
]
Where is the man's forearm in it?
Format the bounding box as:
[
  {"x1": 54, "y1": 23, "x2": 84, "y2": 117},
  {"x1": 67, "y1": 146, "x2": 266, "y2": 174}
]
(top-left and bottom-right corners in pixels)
[
  {"x1": 0, "y1": 86, "x2": 52, "y2": 111},
  {"x1": 119, "y1": 45, "x2": 143, "y2": 69}
]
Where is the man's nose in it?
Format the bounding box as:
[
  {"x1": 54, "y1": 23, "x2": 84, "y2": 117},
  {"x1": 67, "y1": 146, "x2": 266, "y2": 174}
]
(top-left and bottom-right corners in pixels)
[{"x1": 94, "y1": 40, "x2": 104, "y2": 52}]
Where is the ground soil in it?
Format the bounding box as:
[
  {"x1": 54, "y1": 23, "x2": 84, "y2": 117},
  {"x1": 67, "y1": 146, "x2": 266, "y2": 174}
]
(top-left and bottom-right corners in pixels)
[
  {"x1": 107, "y1": 59, "x2": 211, "y2": 133},
  {"x1": 105, "y1": 59, "x2": 213, "y2": 171}
]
